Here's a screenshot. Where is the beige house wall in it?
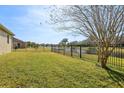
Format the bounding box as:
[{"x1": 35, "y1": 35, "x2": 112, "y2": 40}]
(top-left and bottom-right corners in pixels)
[{"x1": 0, "y1": 29, "x2": 13, "y2": 55}]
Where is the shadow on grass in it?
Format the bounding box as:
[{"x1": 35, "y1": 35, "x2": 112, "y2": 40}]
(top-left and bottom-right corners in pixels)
[{"x1": 106, "y1": 67, "x2": 124, "y2": 87}]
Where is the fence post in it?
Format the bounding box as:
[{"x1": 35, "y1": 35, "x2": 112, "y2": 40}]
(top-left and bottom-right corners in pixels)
[
  {"x1": 63, "y1": 45, "x2": 65, "y2": 55},
  {"x1": 71, "y1": 45, "x2": 73, "y2": 57},
  {"x1": 51, "y1": 45, "x2": 53, "y2": 52},
  {"x1": 58, "y1": 45, "x2": 59, "y2": 53},
  {"x1": 80, "y1": 45, "x2": 82, "y2": 58}
]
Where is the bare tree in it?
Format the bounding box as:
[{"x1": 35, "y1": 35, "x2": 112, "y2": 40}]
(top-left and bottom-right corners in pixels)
[{"x1": 50, "y1": 5, "x2": 124, "y2": 68}]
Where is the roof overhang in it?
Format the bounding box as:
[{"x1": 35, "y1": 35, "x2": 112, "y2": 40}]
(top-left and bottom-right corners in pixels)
[{"x1": 0, "y1": 24, "x2": 15, "y2": 36}]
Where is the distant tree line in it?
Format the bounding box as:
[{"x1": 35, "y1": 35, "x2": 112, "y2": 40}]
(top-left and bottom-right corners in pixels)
[
  {"x1": 26, "y1": 41, "x2": 40, "y2": 48},
  {"x1": 26, "y1": 41, "x2": 52, "y2": 48},
  {"x1": 58, "y1": 38, "x2": 96, "y2": 47}
]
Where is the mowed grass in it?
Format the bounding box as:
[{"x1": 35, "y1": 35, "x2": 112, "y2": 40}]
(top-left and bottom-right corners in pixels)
[{"x1": 0, "y1": 48, "x2": 124, "y2": 88}]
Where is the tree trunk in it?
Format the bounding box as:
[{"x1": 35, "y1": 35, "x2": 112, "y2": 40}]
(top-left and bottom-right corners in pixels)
[
  {"x1": 100, "y1": 52, "x2": 108, "y2": 69},
  {"x1": 97, "y1": 51, "x2": 100, "y2": 63},
  {"x1": 101, "y1": 58, "x2": 107, "y2": 68},
  {"x1": 97, "y1": 47, "x2": 109, "y2": 69}
]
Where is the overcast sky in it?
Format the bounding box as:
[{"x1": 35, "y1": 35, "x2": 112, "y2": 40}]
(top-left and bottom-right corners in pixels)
[{"x1": 0, "y1": 5, "x2": 86, "y2": 44}]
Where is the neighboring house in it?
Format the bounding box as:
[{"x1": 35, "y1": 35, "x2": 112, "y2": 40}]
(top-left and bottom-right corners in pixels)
[
  {"x1": 13, "y1": 37, "x2": 26, "y2": 49},
  {"x1": 0, "y1": 24, "x2": 14, "y2": 55}
]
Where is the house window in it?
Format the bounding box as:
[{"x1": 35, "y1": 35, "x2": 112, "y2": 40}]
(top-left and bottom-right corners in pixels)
[{"x1": 7, "y1": 35, "x2": 9, "y2": 44}]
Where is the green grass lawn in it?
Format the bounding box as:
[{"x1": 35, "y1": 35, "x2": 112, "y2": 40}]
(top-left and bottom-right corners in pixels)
[{"x1": 0, "y1": 48, "x2": 124, "y2": 88}]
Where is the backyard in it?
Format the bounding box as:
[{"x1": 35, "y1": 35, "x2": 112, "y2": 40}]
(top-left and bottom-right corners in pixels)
[{"x1": 0, "y1": 48, "x2": 124, "y2": 88}]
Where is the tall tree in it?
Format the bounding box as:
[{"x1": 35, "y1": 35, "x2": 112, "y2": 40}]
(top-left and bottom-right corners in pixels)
[
  {"x1": 59, "y1": 38, "x2": 68, "y2": 45},
  {"x1": 50, "y1": 5, "x2": 124, "y2": 68}
]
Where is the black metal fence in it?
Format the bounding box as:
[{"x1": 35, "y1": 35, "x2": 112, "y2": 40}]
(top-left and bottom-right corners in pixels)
[
  {"x1": 51, "y1": 44, "x2": 124, "y2": 71},
  {"x1": 108, "y1": 44, "x2": 123, "y2": 70}
]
